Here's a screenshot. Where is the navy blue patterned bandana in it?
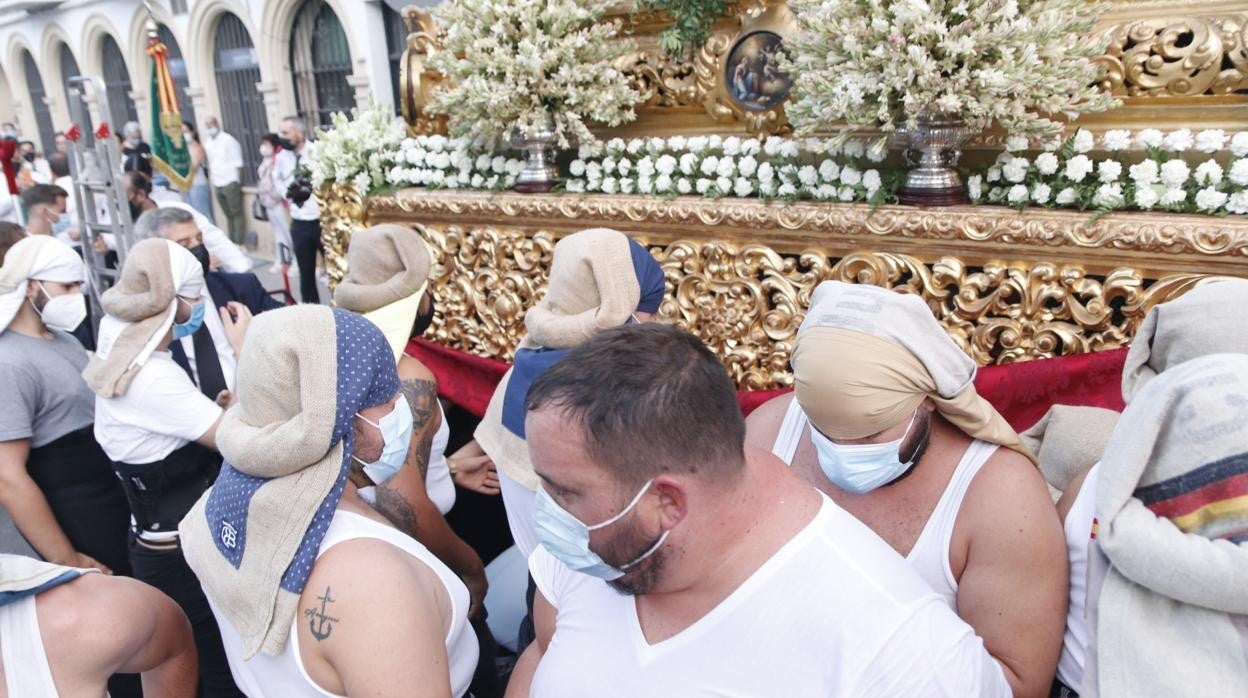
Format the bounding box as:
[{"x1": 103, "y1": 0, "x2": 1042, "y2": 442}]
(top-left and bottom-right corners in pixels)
[{"x1": 201, "y1": 309, "x2": 400, "y2": 595}]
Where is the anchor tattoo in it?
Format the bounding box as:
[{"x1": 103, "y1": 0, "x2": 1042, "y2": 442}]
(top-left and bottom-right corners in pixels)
[{"x1": 304, "y1": 586, "x2": 339, "y2": 641}]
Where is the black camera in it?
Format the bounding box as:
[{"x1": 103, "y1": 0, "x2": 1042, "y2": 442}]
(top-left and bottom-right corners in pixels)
[{"x1": 286, "y1": 176, "x2": 314, "y2": 206}]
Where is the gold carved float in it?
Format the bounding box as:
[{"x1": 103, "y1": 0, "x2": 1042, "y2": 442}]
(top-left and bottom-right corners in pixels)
[{"x1": 347, "y1": 0, "x2": 1248, "y2": 391}]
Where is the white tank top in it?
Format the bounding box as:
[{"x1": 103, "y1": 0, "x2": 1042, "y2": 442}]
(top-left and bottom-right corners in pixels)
[
  {"x1": 212, "y1": 510, "x2": 478, "y2": 698},
  {"x1": 426, "y1": 402, "x2": 456, "y2": 515},
  {"x1": 771, "y1": 398, "x2": 997, "y2": 610},
  {"x1": 1057, "y1": 462, "x2": 1099, "y2": 690},
  {"x1": 0, "y1": 595, "x2": 59, "y2": 697}
]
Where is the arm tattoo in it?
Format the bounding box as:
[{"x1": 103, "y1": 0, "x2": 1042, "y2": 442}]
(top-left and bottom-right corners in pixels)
[
  {"x1": 304, "y1": 586, "x2": 339, "y2": 641},
  {"x1": 373, "y1": 483, "x2": 419, "y2": 537},
  {"x1": 400, "y1": 378, "x2": 438, "y2": 480}
]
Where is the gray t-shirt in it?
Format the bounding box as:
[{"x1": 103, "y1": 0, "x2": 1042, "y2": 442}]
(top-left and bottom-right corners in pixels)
[{"x1": 0, "y1": 330, "x2": 94, "y2": 448}]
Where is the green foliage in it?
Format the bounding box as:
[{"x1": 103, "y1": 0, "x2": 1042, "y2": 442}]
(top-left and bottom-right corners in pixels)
[{"x1": 640, "y1": 0, "x2": 729, "y2": 57}]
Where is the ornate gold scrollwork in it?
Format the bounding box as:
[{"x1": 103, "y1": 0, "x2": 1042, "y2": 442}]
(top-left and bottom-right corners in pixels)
[
  {"x1": 317, "y1": 183, "x2": 368, "y2": 289},
  {"x1": 398, "y1": 8, "x2": 449, "y2": 135},
  {"x1": 1096, "y1": 14, "x2": 1248, "y2": 97},
  {"x1": 619, "y1": 50, "x2": 700, "y2": 108}
]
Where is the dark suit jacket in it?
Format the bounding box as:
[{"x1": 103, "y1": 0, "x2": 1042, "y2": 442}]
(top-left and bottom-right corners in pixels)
[{"x1": 170, "y1": 271, "x2": 282, "y2": 381}]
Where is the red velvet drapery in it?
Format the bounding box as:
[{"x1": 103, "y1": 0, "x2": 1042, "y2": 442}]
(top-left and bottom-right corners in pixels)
[{"x1": 406, "y1": 338, "x2": 1128, "y2": 431}]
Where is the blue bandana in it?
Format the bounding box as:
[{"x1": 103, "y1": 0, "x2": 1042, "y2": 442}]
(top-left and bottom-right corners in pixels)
[
  {"x1": 499, "y1": 237, "x2": 665, "y2": 439},
  {"x1": 202, "y1": 309, "x2": 400, "y2": 595}
]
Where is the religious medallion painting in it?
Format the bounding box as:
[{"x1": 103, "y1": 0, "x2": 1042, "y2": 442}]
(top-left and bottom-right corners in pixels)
[{"x1": 725, "y1": 30, "x2": 791, "y2": 112}]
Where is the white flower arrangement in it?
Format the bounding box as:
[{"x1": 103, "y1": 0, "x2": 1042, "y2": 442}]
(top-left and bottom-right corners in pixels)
[
  {"x1": 971, "y1": 128, "x2": 1248, "y2": 216},
  {"x1": 308, "y1": 110, "x2": 1247, "y2": 217},
  {"x1": 784, "y1": 0, "x2": 1118, "y2": 147},
  {"x1": 429, "y1": 0, "x2": 643, "y2": 149},
  {"x1": 303, "y1": 101, "x2": 409, "y2": 193},
  {"x1": 564, "y1": 136, "x2": 890, "y2": 203}
]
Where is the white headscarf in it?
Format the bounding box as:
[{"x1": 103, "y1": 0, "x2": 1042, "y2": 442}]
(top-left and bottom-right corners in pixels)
[
  {"x1": 95, "y1": 239, "x2": 203, "y2": 373},
  {"x1": 0, "y1": 236, "x2": 84, "y2": 334}
]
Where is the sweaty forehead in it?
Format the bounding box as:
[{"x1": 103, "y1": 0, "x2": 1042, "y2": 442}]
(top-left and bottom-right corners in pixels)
[{"x1": 526, "y1": 407, "x2": 597, "y2": 487}]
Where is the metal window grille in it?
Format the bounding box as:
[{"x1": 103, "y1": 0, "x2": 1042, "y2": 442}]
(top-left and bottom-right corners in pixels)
[
  {"x1": 157, "y1": 25, "x2": 197, "y2": 129},
  {"x1": 290, "y1": 0, "x2": 354, "y2": 130},
  {"x1": 58, "y1": 44, "x2": 91, "y2": 134},
  {"x1": 20, "y1": 50, "x2": 57, "y2": 152},
  {"x1": 100, "y1": 36, "x2": 138, "y2": 131},
  {"x1": 383, "y1": 4, "x2": 407, "y2": 116},
  {"x1": 213, "y1": 13, "x2": 266, "y2": 185}
]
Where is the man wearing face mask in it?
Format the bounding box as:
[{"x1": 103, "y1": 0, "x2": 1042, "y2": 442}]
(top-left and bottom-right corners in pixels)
[
  {"x1": 84, "y1": 238, "x2": 250, "y2": 696},
  {"x1": 135, "y1": 207, "x2": 280, "y2": 405},
  {"x1": 20, "y1": 183, "x2": 69, "y2": 237},
  {"x1": 122, "y1": 171, "x2": 252, "y2": 274},
  {"x1": 0, "y1": 236, "x2": 131, "y2": 575},
  {"x1": 334, "y1": 224, "x2": 500, "y2": 697},
  {"x1": 275, "y1": 116, "x2": 322, "y2": 303},
  {"x1": 744, "y1": 281, "x2": 1066, "y2": 698},
  {"x1": 182, "y1": 306, "x2": 479, "y2": 697},
  {"x1": 201, "y1": 117, "x2": 247, "y2": 247},
  {"x1": 508, "y1": 323, "x2": 1011, "y2": 697},
  {"x1": 121, "y1": 122, "x2": 153, "y2": 178}
]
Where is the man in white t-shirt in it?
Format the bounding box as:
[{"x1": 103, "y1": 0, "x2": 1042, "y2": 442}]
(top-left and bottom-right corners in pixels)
[
  {"x1": 84, "y1": 238, "x2": 251, "y2": 696},
  {"x1": 202, "y1": 117, "x2": 247, "y2": 247},
  {"x1": 507, "y1": 324, "x2": 1011, "y2": 698}
]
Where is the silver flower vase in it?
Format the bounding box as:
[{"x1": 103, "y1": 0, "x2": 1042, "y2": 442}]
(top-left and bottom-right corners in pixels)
[
  {"x1": 896, "y1": 111, "x2": 976, "y2": 206},
  {"x1": 512, "y1": 113, "x2": 560, "y2": 194}
]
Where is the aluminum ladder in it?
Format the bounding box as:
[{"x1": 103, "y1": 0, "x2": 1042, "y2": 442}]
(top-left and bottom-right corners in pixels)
[{"x1": 64, "y1": 75, "x2": 136, "y2": 337}]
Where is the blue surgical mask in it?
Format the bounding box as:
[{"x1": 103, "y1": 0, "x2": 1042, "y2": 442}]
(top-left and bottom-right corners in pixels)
[
  {"x1": 810, "y1": 411, "x2": 919, "y2": 494},
  {"x1": 352, "y1": 395, "x2": 414, "y2": 486},
  {"x1": 50, "y1": 213, "x2": 71, "y2": 236},
  {"x1": 534, "y1": 479, "x2": 669, "y2": 581},
  {"x1": 172, "y1": 297, "x2": 205, "y2": 339}
]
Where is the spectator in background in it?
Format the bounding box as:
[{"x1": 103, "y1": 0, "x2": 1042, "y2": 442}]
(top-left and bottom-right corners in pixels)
[
  {"x1": 134, "y1": 207, "x2": 280, "y2": 407},
  {"x1": 275, "y1": 116, "x2": 322, "y2": 303},
  {"x1": 48, "y1": 152, "x2": 77, "y2": 244},
  {"x1": 0, "y1": 124, "x2": 18, "y2": 223},
  {"x1": 53, "y1": 131, "x2": 68, "y2": 154},
  {"x1": 181, "y1": 122, "x2": 214, "y2": 223},
  {"x1": 121, "y1": 122, "x2": 152, "y2": 177},
  {"x1": 16, "y1": 140, "x2": 52, "y2": 189},
  {"x1": 20, "y1": 184, "x2": 69, "y2": 238},
  {"x1": 255, "y1": 133, "x2": 294, "y2": 275},
  {"x1": 127, "y1": 172, "x2": 252, "y2": 274},
  {"x1": 202, "y1": 117, "x2": 246, "y2": 248}
]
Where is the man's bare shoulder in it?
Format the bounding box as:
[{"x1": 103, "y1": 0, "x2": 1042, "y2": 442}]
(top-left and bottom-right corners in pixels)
[
  {"x1": 397, "y1": 355, "x2": 436, "y2": 385},
  {"x1": 37, "y1": 574, "x2": 161, "y2": 672},
  {"x1": 743, "y1": 392, "x2": 796, "y2": 449},
  {"x1": 964, "y1": 446, "x2": 1063, "y2": 541}
]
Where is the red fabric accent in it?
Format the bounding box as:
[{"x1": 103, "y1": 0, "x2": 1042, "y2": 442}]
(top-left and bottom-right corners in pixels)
[
  {"x1": 1145, "y1": 474, "x2": 1248, "y2": 520},
  {"x1": 407, "y1": 338, "x2": 1128, "y2": 432},
  {"x1": 0, "y1": 139, "x2": 16, "y2": 196}
]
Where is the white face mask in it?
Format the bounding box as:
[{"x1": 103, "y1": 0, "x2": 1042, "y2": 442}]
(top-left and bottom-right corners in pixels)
[
  {"x1": 34, "y1": 282, "x2": 86, "y2": 331},
  {"x1": 810, "y1": 411, "x2": 920, "y2": 494}
]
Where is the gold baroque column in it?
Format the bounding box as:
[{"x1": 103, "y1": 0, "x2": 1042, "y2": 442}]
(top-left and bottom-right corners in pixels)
[{"x1": 316, "y1": 183, "x2": 367, "y2": 289}]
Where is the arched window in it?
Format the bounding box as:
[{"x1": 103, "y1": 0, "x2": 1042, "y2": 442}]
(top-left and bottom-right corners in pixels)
[
  {"x1": 157, "y1": 25, "x2": 196, "y2": 128},
  {"x1": 57, "y1": 43, "x2": 91, "y2": 133},
  {"x1": 100, "y1": 35, "x2": 138, "y2": 130},
  {"x1": 20, "y1": 50, "x2": 56, "y2": 152},
  {"x1": 383, "y1": 4, "x2": 408, "y2": 115},
  {"x1": 290, "y1": 0, "x2": 353, "y2": 129},
  {"x1": 213, "y1": 13, "x2": 265, "y2": 185}
]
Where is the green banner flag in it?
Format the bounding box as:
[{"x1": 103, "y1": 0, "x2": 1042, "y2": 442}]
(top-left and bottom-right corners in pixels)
[{"x1": 146, "y1": 34, "x2": 194, "y2": 191}]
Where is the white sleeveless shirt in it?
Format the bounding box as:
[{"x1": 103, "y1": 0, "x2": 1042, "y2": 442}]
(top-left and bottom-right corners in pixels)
[
  {"x1": 0, "y1": 595, "x2": 59, "y2": 697},
  {"x1": 212, "y1": 510, "x2": 478, "y2": 698},
  {"x1": 1057, "y1": 462, "x2": 1099, "y2": 690},
  {"x1": 426, "y1": 402, "x2": 456, "y2": 515},
  {"x1": 771, "y1": 399, "x2": 997, "y2": 610}
]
